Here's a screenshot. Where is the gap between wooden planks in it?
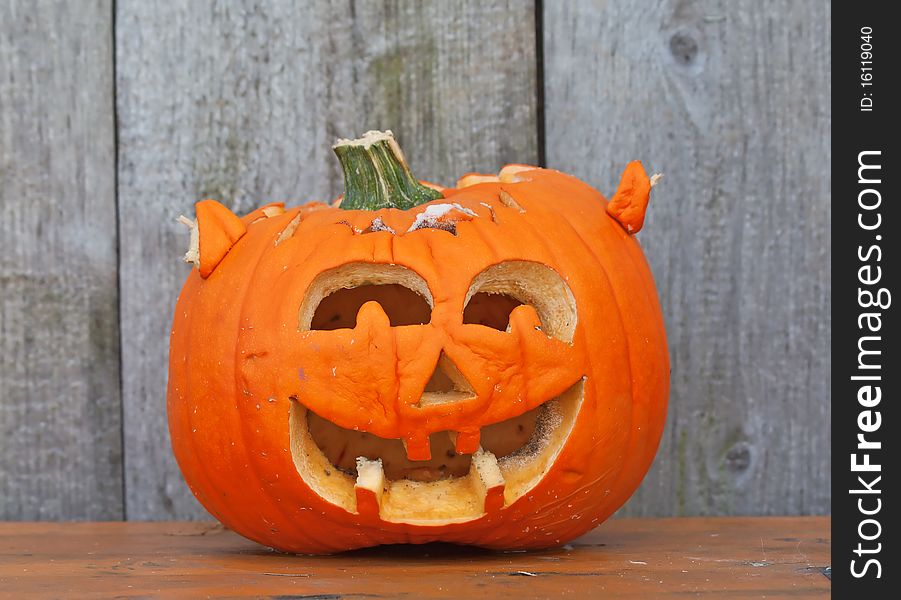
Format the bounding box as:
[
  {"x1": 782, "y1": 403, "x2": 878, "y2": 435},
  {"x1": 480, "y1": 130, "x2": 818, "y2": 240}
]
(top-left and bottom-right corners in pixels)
[{"x1": 0, "y1": 516, "x2": 830, "y2": 599}]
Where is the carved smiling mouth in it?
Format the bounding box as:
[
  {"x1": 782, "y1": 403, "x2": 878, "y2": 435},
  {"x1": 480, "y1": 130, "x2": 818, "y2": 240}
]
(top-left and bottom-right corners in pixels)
[{"x1": 288, "y1": 379, "x2": 583, "y2": 524}]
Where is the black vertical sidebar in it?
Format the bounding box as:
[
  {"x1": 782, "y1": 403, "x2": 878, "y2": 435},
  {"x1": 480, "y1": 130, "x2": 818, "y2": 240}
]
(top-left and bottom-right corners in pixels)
[{"x1": 833, "y1": 3, "x2": 899, "y2": 597}]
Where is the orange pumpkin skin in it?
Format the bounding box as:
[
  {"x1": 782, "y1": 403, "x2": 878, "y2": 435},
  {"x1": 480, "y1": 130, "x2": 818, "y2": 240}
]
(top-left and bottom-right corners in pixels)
[{"x1": 168, "y1": 164, "x2": 669, "y2": 553}]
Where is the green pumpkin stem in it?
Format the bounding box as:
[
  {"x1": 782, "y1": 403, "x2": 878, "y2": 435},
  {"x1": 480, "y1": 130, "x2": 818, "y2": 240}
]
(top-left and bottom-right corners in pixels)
[{"x1": 333, "y1": 130, "x2": 442, "y2": 211}]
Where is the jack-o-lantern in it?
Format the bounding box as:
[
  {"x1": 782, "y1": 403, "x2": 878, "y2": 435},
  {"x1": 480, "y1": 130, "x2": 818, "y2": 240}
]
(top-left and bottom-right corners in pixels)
[{"x1": 168, "y1": 131, "x2": 668, "y2": 553}]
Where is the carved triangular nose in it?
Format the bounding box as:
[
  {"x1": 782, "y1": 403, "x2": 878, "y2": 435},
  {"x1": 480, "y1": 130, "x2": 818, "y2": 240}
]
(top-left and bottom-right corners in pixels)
[{"x1": 418, "y1": 351, "x2": 475, "y2": 407}]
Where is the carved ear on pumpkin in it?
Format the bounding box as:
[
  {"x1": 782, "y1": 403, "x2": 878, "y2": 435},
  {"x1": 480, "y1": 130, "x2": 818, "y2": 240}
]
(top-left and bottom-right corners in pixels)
[
  {"x1": 605, "y1": 161, "x2": 662, "y2": 234},
  {"x1": 177, "y1": 200, "x2": 247, "y2": 278}
]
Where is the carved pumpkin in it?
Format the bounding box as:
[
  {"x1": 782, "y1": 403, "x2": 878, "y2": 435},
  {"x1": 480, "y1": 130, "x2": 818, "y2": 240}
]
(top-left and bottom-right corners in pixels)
[{"x1": 168, "y1": 131, "x2": 668, "y2": 553}]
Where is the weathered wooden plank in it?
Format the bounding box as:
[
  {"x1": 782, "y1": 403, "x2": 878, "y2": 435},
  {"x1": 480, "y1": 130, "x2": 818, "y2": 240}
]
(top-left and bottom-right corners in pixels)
[
  {"x1": 0, "y1": 0, "x2": 122, "y2": 519},
  {"x1": 116, "y1": 0, "x2": 538, "y2": 519},
  {"x1": 0, "y1": 517, "x2": 831, "y2": 598},
  {"x1": 544, "y1": 0, "x2": 830, "y2": 516}
]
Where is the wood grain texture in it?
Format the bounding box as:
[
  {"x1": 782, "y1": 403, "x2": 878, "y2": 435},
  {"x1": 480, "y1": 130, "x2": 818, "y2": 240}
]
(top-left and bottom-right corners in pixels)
[
  {"x1": 116, "y1": 0, "x2": 538, "y2": 519},
  {"x1": 543, "y1": 0, "x2": 831, "y2": 516},
  {"x1": 0, "y1": 517, "x2": 831, "y2": 598},
  {"x1": 0, "y1": 1, "x2": 122, "y2": 519}
]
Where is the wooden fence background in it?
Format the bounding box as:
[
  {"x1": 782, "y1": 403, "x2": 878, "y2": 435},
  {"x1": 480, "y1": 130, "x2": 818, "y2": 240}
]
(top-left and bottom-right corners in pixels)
[{"x1": 1, "y1": 0, "x2": 830, "y2": 521}]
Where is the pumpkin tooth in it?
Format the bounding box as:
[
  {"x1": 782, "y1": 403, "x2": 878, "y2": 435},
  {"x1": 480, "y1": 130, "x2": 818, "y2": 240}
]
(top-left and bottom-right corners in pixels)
[
  {"x1": 448, "y1": 430, "x2": 481, "y2": 455},
  {"x1": 470, "y1": 447, "x2": 505, "y2": 514},
  {"x1": 354, "y1": 457, "x2": 385, "y2": 517},
  {"x1": 401, "y1": 434, "x2": 431, "y2": 461}
]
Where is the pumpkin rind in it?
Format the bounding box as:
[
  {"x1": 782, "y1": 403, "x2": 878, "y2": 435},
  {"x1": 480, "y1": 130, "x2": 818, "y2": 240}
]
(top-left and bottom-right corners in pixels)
[{"x1": 168, "y1": 140, "x2": 668, "y2": 553}]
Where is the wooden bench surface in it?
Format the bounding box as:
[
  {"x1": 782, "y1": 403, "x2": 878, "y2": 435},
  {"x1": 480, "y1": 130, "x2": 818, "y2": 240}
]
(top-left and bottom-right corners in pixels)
[{"x1": 0, "y1": 516, "x2": 830, "y2": 598}]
